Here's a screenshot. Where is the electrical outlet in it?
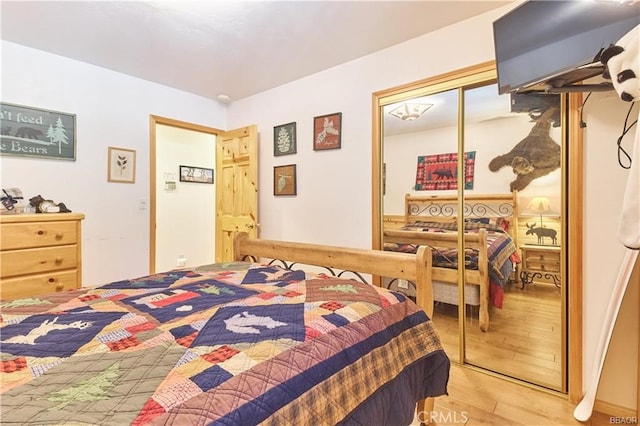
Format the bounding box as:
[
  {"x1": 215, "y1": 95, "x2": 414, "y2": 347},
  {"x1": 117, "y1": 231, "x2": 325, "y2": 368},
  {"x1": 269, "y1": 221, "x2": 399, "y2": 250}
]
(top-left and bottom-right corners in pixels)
[{"x1": 176, "y1": 255, "x2": 187, "y2": 267}]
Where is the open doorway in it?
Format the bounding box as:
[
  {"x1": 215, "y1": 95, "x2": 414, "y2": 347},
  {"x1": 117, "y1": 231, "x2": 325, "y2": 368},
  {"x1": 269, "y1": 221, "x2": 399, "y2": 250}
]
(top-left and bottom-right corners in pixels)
[{"x1": 149, "y1": 115, "x2": 221, "y2": 273}]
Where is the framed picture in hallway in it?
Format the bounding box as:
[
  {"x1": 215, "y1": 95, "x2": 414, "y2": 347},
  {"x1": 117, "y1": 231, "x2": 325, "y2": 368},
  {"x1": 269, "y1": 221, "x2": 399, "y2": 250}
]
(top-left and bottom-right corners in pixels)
[{"x1": 179, "y1": 165, "x2": 214, "y2": 184}]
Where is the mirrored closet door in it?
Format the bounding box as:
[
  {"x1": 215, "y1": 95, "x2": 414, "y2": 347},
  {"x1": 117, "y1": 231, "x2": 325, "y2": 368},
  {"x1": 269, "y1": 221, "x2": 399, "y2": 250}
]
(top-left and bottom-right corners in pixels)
[{"x1": 372, "y1": 62, "x2": 568, "y2": 392}]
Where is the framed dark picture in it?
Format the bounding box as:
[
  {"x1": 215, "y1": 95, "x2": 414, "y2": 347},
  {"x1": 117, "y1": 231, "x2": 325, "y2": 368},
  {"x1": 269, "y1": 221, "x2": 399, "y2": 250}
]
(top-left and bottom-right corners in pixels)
[
  {"x1": 180, "y1": 165, "x2": 214, "y2": 184},
  {"x1": 273, "y1": 164, "x2": 297, "y2": 196},
  {"x1": 273, "y1": 122, "x2": 296, "y2": 156},
  {"x1": 313, "y1": 112, "x2": 342, "y2": 151}
]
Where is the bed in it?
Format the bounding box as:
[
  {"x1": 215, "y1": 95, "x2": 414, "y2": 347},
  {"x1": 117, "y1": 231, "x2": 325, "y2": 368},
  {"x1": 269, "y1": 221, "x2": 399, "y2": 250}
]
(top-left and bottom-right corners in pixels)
[
  {"x1": 383, "y1": 192, "x2": 520, "y2": 332},
  {"x1": 0, "y1": 232, "x2": 449, "y2": 425}
]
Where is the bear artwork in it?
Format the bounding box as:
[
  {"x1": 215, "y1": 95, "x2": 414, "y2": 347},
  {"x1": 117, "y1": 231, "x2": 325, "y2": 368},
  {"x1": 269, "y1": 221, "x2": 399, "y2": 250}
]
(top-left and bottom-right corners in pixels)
[
  {"x1": 488, "y1": 106, "x2": 561, "y2": 192},
  {"x1": 15, "y1": 127, "x2": 44, "y2": 140}
]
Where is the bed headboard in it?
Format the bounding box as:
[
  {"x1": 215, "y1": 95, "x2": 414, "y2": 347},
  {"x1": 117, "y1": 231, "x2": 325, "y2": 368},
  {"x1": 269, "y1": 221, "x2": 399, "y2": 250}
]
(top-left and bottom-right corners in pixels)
[
  {"x1": 233, "y1": 232, "x2": 435, "y2": 317},
  {"x1": 403, "y1": 191, "x2": 520, "y2": 248}
]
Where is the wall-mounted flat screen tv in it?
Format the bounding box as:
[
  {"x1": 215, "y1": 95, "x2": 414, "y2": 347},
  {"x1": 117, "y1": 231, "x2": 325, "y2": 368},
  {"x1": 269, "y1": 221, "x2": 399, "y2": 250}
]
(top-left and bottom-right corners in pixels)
[{"x1": 494, "y1": 1, "x2": 639, "y2": 94}]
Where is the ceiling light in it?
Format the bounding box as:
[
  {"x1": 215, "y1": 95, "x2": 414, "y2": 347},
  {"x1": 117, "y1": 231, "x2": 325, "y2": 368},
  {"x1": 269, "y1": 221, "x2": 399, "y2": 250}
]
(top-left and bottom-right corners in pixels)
[{"x1": 388, "y1": 103, "x2": 433, "y2": 121}]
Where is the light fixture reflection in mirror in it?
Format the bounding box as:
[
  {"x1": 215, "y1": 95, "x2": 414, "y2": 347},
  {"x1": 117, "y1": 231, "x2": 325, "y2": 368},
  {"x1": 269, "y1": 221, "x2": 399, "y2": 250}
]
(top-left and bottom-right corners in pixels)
[{"x1": 388, "y1": 102, "x2": 433, "y2": 121}]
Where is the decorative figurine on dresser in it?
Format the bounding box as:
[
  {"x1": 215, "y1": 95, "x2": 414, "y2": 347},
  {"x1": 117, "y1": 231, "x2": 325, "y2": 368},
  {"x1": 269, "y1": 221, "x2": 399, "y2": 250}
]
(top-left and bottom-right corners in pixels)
[{"x1": 0, "y1": 189, "x2": 83, "y2": 300}]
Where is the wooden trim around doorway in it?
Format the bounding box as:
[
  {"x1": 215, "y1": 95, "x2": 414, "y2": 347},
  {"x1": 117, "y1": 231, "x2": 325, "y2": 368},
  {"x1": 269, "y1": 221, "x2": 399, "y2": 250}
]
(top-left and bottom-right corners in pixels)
[{"x1": 148, "y1": 115, "x2": 223, "y2": 274}]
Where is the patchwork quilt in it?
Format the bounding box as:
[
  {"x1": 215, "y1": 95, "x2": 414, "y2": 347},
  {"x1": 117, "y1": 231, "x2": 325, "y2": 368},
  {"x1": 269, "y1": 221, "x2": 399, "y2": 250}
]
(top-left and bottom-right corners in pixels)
[
  {"x1": 0, "y1": 262, "x2": 449, "y2": 425},
  {"x1": 384, "y1": 221, "x2": 520, "y2": 308}
]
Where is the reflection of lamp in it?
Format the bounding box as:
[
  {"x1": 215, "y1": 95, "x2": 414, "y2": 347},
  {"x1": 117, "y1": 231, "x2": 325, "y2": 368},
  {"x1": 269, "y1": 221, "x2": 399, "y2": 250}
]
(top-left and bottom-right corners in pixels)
[
  {"x1": 527, "y1": 196, "x2": 552, "y2": 226},
  {"x1": 389, "y1": 103, "x2": 433, "y2": 121}
]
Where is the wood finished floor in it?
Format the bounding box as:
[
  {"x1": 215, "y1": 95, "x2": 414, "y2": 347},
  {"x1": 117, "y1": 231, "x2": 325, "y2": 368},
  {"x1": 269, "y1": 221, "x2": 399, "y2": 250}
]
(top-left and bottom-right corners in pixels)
[
  {"x1": 411, "y1": 363, "x2": 615, "y2": 425},
  {"x1": 410, "y1": 281, "x2": 613, "y2": 425},
  {"x1": 432, "y1": 280, "x2": 563, "y2": 389}
]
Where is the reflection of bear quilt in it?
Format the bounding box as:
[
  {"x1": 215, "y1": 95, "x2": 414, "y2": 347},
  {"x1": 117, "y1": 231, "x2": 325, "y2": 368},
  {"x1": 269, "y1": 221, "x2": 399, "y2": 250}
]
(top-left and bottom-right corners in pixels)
[
  {"x1": 415, "y1": 151, "x2": 475, "y2": 190},
  {"x1": 0, "y1": 263, "x2": 449, "y2": 425}
]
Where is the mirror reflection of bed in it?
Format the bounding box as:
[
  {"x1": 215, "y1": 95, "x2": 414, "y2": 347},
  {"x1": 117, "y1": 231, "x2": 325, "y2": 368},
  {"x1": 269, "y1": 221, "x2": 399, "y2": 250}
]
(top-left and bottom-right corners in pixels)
[{"x1": 376, "y1": 68, "x2": 565, "y2": 392}]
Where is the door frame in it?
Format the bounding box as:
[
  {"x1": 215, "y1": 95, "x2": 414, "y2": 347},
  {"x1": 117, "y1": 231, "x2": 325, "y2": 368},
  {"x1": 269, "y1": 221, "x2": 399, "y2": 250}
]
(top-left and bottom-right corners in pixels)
[{"x1": 149, "y1": 115, "x2": 223, "y2": 274}]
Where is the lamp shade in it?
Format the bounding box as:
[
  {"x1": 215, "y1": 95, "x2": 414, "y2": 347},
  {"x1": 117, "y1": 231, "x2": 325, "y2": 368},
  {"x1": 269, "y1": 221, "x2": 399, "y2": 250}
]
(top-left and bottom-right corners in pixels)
[{"x1": 527, "y1": 197, "x2": 552, "y2": 213}]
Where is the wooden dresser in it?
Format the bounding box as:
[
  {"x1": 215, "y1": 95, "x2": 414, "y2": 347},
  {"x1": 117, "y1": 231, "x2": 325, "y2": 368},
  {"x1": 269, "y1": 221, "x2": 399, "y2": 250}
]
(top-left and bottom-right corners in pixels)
[{"x1": 1, "y1": 213, "x2": 84, "y2": 300}]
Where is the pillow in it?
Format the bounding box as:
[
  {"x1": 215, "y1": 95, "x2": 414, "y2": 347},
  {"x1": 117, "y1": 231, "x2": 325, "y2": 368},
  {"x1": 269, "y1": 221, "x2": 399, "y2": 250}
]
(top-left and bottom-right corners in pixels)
[{"x1": 465, "y1": 217, "x2": 510, "y2": 232}]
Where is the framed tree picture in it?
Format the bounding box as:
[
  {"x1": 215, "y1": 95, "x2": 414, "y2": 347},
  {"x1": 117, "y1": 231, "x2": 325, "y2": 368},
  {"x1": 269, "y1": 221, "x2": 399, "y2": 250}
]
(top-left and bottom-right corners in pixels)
[
  {"x1": 107, "y1": 146, "x2": 136, "y2": 183},
  {"x1": 273, "y1": 164, "x2": 297, "y2": 196},
  {"x1": 313, "y1": 112, "x2": 342, "y2": 151},
  {"x1": 273, "y1": 122, "x2": 296, "y2": 156}
]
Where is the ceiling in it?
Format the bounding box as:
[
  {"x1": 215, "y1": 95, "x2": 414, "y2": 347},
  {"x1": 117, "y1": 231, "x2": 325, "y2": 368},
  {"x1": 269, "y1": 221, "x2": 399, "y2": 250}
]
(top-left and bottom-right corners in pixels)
[{"x1": 0, "y1": 1, "x2": 510, "y2": 104}]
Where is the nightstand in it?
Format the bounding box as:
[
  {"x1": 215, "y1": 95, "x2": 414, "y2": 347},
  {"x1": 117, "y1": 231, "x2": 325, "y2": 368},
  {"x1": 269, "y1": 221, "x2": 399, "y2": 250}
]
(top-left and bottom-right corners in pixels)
[{"x1": 519, "y1": 244, "x2": 561, "y2": 288}]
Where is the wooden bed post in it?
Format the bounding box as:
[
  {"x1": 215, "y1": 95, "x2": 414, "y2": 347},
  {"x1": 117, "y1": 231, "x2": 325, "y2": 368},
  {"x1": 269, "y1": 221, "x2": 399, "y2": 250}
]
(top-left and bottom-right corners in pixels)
[
  {"x1": 415, "y1": 245, "x2": 434, "y2": 318},
  {"x1": 233, "y1": 232, "x2": 249, "y2": 261},
  {"x1": 477, "y1": 228, "x2": 490, "y2": 332}
]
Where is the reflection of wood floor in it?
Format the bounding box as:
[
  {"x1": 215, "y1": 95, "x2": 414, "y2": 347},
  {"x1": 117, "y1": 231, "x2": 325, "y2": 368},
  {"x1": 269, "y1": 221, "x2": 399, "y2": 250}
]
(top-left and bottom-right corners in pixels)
[
  {"x1": 432, "y1": 280, "x2": 563, "y2": 390},
  {"x1": 411, "y1": 363, "x2": 611, "y2": 426}
]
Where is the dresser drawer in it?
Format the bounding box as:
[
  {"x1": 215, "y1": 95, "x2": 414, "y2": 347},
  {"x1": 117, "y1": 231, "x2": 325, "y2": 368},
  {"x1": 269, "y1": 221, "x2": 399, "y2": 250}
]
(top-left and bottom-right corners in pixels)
[
  {"x1": 523, "y1": 249, "x2": 561, "y2": 272},
  {"x1": 525, "y1": 258, "x2": 560, "y2": 273},
  {"x1": 1, "y1": 245, "x2": 79, "y2": 277},
  {"x1": 0, "y1": 270, "x2": 79, "y2": 300},
  {"x1": 1, "y1": 221, "x2": 78, "y2": 250}
]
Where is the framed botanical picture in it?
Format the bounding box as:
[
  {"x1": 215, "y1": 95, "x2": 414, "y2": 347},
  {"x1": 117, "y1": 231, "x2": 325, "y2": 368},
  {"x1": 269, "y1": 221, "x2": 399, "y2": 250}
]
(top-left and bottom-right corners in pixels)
[
  {"x1": 273, "y1": 122, "x2": 297, "y2": 156},
  {"x1": 107, "y1": 146, "x2": 136, "y2": 183},
  {"x1": 273, "y1": 164, "x2": 297, "y2": 196},
  {"x1": 179, "y1": 165, "x2": 214, "y2": 184},
  {"x1": 313, "y1": 112, "x2": 342, "y2": 151}
]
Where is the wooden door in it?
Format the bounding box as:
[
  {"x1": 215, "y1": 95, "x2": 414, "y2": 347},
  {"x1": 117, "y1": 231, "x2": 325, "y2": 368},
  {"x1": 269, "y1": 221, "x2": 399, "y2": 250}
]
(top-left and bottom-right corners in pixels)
[{"x1": 215, "y1": 125, "x2": 258, "y2": 262}]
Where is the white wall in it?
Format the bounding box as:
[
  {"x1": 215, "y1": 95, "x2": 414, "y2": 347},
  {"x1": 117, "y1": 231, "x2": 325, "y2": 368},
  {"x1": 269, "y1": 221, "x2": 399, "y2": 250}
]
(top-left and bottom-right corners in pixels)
[
  {"x1": 226, "y1": 4, "x2": 637, "y2": 410},
  {"x1": 0, "y1": 40, "x2": 225, "y2": 286},
  {"x1": 1, "y1": 2, "x2": 637, "y2": 411},
  {"x1": 155, "y1": 124, "x2": 216, "y2": 272}
]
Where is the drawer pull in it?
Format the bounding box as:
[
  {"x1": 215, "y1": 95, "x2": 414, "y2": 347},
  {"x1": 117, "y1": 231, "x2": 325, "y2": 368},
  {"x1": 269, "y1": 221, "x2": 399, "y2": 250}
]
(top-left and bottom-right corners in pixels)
[
  {"x1": 55, "y1": 232, "x2": 64, "y2": 239},
  {"x1": 55, "y1": 257, "x2": 63, "y2": 264},
  {"x1": 55, "y1": 283, "x2": 64, "y2": 290},
  {"x1": 37, "y1": 230, "x2": 45, "y2": 236}
]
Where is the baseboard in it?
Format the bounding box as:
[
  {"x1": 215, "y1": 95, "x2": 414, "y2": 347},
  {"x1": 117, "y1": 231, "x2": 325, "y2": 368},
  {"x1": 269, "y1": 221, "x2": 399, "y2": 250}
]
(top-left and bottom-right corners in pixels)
[{"x1": 594, "y1": 398, "x2": 637, "y2": 419}]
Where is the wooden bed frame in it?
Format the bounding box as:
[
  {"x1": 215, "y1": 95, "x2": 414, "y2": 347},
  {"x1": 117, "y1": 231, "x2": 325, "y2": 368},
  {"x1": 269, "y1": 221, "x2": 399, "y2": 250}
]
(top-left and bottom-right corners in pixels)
[
  {"x1": 383, "y1": 192, "x2": 519, "y2": 332},
  {"x1": 233, "y1": 232, "x2": 437, "y2": 423}
]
